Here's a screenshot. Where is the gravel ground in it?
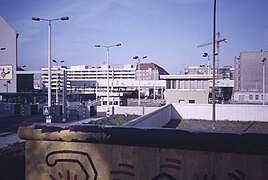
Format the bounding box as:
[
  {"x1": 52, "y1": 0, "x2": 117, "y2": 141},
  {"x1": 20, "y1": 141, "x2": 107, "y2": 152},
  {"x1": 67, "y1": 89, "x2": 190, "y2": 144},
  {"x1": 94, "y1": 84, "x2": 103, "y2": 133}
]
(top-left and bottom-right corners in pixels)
[{"x1": 164, "y1": 119, "x2": 268, "y2": 133}]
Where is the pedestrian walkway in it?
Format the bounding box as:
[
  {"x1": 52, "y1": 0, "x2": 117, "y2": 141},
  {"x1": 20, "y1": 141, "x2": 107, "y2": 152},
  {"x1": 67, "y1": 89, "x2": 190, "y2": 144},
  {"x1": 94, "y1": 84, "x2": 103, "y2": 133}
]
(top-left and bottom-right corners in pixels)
[{"x1": 0, "y1": 132, "x2": 24, "y2": 148}]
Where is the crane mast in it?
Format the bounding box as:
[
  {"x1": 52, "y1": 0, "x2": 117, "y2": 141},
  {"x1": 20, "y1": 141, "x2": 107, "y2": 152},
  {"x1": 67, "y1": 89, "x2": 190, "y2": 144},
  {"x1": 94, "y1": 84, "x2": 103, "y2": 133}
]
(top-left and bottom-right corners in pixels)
[{"x1": 197, "y1": 32, "x2": 228, "y2": 69}]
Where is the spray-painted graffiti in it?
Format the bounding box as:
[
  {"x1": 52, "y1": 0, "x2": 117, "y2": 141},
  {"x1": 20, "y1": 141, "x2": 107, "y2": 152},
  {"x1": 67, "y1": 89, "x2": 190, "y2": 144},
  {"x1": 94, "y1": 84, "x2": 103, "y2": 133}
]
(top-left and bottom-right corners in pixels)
[
  {"x1": 46, "y1": 150, "x2": 98, "y2": 180},
  {"x1": 45, "y1": 150, "x2": 251, "y2": 180},
  {"x1": 110, "y1": 163, "x2": 135, "y2": 179}
]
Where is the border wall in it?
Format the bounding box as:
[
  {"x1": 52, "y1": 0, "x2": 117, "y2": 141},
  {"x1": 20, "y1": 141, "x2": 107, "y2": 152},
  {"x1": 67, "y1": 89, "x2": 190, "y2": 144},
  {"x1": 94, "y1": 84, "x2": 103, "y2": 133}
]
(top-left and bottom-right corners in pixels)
[
  {"x1": 171, "y1": 103, "x2": 268, "y2": 121},
  {"x1": 18, "y1": 123, "x2": 268, "y2": 179}
]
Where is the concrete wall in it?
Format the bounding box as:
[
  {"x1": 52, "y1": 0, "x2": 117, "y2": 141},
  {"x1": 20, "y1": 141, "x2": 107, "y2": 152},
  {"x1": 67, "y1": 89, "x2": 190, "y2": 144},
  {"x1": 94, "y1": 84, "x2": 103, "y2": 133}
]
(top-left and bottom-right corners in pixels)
[
  {"x1": 172, "y1": 103, "x2": 268, "y2": 121},
  {"x1": 18, "y1": 123, "x2": 268, "y2": 180},
  {"x1": 123, "y1": 105, "x2": 171, "y2": 127},
  {"x1": 97, "y1": 105, "x2": 160, "y2": 116}
]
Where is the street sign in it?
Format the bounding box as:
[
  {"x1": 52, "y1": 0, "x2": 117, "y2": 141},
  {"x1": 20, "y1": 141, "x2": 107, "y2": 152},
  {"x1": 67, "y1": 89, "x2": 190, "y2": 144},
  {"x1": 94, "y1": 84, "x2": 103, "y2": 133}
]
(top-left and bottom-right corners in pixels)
[
  {"x1": 0, "y1": 65, "x2": 13, "y2": 80},
  {"x1": 43, "y1": 106, "x2": 50, "y2": 116}
]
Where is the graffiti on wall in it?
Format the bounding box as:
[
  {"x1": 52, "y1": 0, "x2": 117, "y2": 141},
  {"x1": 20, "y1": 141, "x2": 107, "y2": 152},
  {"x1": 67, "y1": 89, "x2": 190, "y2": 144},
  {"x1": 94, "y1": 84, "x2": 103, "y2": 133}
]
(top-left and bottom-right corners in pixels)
[
  {"x1": 46, "y1": 150, "x2": 97, "y2": 180},
  {"x1": 45, "y1": 150, "x2": 249, "y2": 180}
]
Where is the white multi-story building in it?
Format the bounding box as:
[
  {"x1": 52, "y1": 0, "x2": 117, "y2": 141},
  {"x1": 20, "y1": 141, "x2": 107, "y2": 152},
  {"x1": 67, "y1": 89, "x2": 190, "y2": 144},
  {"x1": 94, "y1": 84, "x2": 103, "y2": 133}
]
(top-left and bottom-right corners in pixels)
[{"x1": 41, "y1": 64, "x2": 166, "y2": 99}]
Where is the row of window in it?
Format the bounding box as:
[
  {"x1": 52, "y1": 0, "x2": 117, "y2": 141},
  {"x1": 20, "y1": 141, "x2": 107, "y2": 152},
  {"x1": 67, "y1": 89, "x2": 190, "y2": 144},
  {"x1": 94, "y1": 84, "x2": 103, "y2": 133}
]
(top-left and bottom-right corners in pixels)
[
  {"x1": 249, "y1": 94, "x2": 264, "y2": 101},
  {"x1": 166, "y1": 80, "x2": 209, "y2": 90}
]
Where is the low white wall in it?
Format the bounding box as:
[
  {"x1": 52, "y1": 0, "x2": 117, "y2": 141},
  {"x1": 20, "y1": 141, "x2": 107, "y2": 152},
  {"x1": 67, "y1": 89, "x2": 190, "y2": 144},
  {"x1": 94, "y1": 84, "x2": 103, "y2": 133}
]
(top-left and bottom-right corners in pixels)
[
  {"x1": 97, "y1": 106, "x2": 160, "y2": 116},
  {"x1": 172, "y1": 103, "x2": 268, "y2": 122}
]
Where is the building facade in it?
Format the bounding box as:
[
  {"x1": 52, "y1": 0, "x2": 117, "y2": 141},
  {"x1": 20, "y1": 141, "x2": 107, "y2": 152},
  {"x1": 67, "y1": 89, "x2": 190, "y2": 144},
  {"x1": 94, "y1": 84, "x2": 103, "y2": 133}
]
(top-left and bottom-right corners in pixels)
[
  {"x1": 185, "y1": 65, "x2": 234, "y2": 80},
  {"x1": 184, "y1": 65, "x2": 234, "y2": 102},
  {"x1": 234, "y1": 51, "x2": 268, "y2": 104},
  {"x1": 0, "y1": 16, "x2": 18, "y2": 93},
  {"x1": 136, "y1": 63, "x2": 169, "y2": 80},
  {"x1": 41, "y1": 64, "x2": 166, "y2": 101}
]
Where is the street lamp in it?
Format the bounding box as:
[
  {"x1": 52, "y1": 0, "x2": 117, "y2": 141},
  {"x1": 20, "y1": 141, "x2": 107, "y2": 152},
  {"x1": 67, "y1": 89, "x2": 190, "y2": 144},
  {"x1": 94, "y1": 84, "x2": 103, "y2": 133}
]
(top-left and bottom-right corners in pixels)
[
  {"x1": 52, "y1": 59, "x2": 65, "y2": 105},
  {"x1": 202, "y1": 53, "x2": 210, "y2": 75},
  {"x1": 262, "y1": 58, "x2": 266, "y2": 105},
  {"x1": 95, "y1": 43, "x2": 121, "y2": 117},
  {"x1": 202, "y1": 53, "x2": 218, "y2": 75},
  {"x1": 133, "y1": 55, "x2": 147, "y2": 106},
  {"x1": 32, "y1": 16, "x2": 69, "y2": 123}
]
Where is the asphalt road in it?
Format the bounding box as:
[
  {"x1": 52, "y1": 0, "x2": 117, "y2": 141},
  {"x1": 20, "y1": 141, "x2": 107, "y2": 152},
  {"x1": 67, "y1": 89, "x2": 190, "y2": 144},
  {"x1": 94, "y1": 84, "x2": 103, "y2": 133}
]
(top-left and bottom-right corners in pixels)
[{"x1": 0, "y1": 114, "x2": 45, "y2": 134}]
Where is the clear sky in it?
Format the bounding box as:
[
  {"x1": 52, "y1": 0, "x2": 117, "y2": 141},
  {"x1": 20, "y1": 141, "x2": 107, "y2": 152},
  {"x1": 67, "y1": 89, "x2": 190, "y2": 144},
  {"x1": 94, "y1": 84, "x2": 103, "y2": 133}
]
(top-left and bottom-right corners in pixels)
[{"x1": 1, "y1": 0, "x2": 268, "y2": 74}]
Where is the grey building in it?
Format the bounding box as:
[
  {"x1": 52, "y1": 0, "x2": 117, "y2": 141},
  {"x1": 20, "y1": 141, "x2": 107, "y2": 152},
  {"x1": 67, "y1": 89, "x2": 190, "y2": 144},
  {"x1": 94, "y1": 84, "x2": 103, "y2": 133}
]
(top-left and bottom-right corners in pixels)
[
  {"x1": 234, "y1": 51, "x2": 268, "y2": 104},
  {"x1": 0, "y1": 16, "x2": 18, "y2": 93}
]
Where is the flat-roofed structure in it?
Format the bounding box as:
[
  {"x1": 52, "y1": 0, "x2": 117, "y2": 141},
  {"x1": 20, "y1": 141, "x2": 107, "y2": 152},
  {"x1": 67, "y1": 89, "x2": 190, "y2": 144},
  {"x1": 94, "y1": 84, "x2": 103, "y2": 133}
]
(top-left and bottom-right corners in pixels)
[{"x1": 161, "y1": 74, "x2": 212, "y2": 104}]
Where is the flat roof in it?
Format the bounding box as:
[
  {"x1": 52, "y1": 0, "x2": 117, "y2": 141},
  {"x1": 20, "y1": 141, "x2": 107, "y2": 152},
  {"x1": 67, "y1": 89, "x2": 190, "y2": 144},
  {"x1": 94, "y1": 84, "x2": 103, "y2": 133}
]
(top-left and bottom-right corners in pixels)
[{"x1": 160, "y1": 74, "x2": 212, "y2": 80}]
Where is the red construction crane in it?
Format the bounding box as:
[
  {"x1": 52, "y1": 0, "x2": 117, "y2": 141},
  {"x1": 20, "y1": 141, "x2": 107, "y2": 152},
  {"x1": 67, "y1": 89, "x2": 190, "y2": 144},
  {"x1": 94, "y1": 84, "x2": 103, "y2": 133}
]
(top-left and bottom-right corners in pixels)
[{"x1": 197, "y1": 32, "x2": 228, "y2": 69}]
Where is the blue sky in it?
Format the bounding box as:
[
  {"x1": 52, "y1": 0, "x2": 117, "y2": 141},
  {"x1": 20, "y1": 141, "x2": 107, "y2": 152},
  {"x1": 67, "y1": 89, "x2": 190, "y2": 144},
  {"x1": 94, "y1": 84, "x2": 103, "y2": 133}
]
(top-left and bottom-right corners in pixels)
[{"x1": 1, "y1": 0, "x2": 268, "y2": 74}]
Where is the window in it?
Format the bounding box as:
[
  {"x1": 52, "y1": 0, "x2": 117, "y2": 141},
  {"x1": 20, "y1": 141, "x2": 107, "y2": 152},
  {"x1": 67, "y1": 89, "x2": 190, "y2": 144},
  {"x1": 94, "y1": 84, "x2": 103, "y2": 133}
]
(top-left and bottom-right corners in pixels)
[
  {"x1": 172, "y1": 80, "x2": 176, "y2": 89},
  {"x1": 178, "y1": 100, "x2": 185, "y2": 103},
  {"x1": 249, "y1": 95, "x2": 253, "y2": 100},
  {"x1": 166, "y1": 80, "x2": 171, "y2": 89},
  {"x1": 255, "y1": 95, "x2": 259, "y2": 100},
  {"x1": 189, "y1": 100, "x2": 195, "y2": 103}
]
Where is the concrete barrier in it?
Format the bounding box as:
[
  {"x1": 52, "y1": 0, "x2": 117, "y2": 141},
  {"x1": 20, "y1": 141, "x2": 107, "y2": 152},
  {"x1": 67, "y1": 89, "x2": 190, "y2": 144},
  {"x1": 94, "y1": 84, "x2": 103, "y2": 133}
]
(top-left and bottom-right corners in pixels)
[
  {"x1": 18, "y1": 123, "x2": 268, "y2": 179},
  {"x1": 123, "y1": 105, "x2": 171, "y2": 127},
  {"x1": 97, "y1": 106, "x2": 160, "y2": 116},
  {"x1": 172, "y1": 103, "x2": 268, "y2": 121}
]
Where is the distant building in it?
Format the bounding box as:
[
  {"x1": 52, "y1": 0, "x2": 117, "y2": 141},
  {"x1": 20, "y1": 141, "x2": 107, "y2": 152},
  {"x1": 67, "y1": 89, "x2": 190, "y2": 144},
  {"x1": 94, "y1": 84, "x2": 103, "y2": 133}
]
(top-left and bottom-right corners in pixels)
[
  {"x1": 41, "y1": 63, "x2": 167, "y2": 98},
  {"x1": 16, "y1": 67, "x2": 34, "y2": 92},
  {"x1": 184, "y1": 65, "x2": 234, "y2": 102},
  {"x1": 185, "y1": 65, "x2": 234, "y2": 80},
  {"x1": 136, "y1": 63, "x2": 169, "y2": 80},
  {"x1": 233, "y1": 51, "x2": 268, "y2": 104}
]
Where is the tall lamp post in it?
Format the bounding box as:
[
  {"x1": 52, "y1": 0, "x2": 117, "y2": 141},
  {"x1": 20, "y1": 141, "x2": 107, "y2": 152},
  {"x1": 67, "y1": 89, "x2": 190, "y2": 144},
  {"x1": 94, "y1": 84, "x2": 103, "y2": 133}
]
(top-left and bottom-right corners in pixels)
[
  {"x1": 262, "y1": 58, "x2": 266, "y2": 105},
  {"x1": 32, "y1": 16, "x2": 69, "y2": 123},
  {"x1": 133, "y1": 56, "x2": 147, "y2": 106},
  {"x1": 52, "y1": 59, "x2": 64, "y2": 105},
  {"x1": 212, "y1": 0, "x2": 217, "y2": 122},
  {"x1": 95, "y1": 43, "x2": 121, "y2": 117}
]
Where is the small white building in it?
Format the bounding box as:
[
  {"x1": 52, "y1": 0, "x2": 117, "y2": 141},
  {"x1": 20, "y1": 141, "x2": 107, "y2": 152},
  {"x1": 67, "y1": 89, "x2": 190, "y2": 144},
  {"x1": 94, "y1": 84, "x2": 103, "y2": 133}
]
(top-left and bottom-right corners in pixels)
[{"x1": 161, "y1": 74, "x2": 212, "y2": 104}]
